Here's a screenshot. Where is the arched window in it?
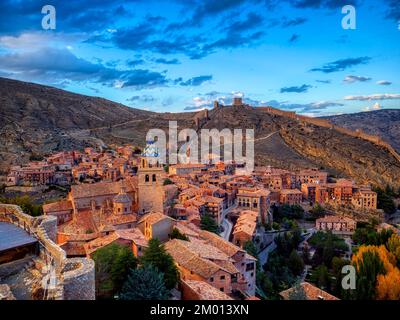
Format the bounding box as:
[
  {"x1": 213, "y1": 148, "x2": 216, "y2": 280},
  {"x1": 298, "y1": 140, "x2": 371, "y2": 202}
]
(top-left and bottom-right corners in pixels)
[
  {"x1": 145, "y1": 174, "x2": 149, "y2": 182},
  {"x1": 152, "y1": 174, "x2": 156, "y2": 182}
]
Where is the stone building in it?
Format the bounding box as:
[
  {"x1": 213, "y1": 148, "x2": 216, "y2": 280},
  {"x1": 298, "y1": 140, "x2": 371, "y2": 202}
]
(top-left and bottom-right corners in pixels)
[
  {"x1": 137, "y1": 212, "x2": 175, "y2": 242},
  {"x1": 232, "y1": 210, "x2": 258, "y2": 247},
  {"x1": 279, "y1": 189, "x2": 303, "y2": 205},
  {"x1": 315, "y1": 215, "x2": 356, "y2": 235},
  {"x1": 236, "y1": 187, "x2": 271, "y2": 224},
  {"x1": 137, "y1": 157, "x2": 164, "y2": 214},
  {"x1": 351, "y1": 188, "x2": 377, "y2": 210}
]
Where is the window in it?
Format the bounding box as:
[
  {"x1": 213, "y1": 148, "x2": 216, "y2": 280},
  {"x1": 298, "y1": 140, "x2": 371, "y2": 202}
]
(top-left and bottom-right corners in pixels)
[
  {"x1": 220, "y1": 288, "x2": 224, "y2": 292},
  {"x1": 152, "y1": 174, "x2": 156, "y2": 182},
  {"x1": 246, "y1": 263, "x2": 255, "y2": 271},
  {"x1": 145, "y1": 174, "x2": 149, "y2": 182},
  {"x1": 220, "y1": 275, "x2": 225, "y2": 280},
  {"x1": 210, "y1": 277, "x2": 214, "y2": 282}
]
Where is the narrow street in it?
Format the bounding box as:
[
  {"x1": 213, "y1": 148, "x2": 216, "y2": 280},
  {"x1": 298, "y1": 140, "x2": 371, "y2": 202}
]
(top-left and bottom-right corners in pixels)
[
  {"x1": 219, "y1": 203, "x2": 237, "y2": 241},
  {"x1": 258, "y1": 240, "x2": 277, "y2": 266}
]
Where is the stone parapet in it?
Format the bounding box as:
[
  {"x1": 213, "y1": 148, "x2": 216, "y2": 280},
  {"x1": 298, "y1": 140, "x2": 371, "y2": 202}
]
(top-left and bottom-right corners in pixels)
[
  {"x1": 62, "y1": 258, "x2": 95, "y2": 300},
  {"x1": 0, "y1": 204, "x2": 96, "y2": 300}
]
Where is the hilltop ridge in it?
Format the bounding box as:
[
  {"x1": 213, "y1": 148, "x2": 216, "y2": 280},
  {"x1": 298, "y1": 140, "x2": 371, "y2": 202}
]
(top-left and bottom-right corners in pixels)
[{"x1": 0, "y1": 77, "x2": 399, "y2": 188}]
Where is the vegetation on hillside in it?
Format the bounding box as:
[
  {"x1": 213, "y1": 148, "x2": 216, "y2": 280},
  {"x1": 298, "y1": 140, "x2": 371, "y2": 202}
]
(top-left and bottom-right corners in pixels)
[{"x1": 0, "y1": 195, "x2": 43, "y2": 216}]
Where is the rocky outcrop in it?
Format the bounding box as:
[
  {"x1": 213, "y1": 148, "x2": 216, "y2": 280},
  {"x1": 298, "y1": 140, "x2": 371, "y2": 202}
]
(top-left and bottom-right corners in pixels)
[{"x1": 324, "y1": 109, "x2": 400, "y2": 154}]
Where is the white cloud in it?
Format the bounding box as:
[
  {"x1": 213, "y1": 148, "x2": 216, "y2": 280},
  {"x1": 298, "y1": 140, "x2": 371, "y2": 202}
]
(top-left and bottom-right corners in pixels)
[
  {"x1": 232, "y1": 91, "x2": 244, "y2": 98},
  {"x1": 344, "y1": 94, "x2": 400, "y2": 101},
  {"x1": 343, "y1": 75, "x2": 371, "y2": 83},
  {"x1": 363, "y1": 102, "x2": 382, "y2": 112},
  {"x1": 0, "y1": 32, "x2": 83, "y2": 50}
]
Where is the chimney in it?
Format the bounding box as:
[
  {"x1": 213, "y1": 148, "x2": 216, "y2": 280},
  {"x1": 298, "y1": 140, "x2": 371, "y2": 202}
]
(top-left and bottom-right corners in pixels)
[{"x1": 213, "y1": 100, "x2": 219, "y2": 108}]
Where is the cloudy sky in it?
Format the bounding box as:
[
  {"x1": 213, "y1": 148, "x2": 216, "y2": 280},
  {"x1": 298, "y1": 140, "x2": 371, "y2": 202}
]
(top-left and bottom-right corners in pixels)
[{"x1": 0, "y1": 0, "x2": 399, "y2": 115}]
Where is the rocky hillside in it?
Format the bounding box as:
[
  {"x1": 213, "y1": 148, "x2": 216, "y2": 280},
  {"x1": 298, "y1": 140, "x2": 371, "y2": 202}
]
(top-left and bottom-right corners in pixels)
[
  {"x1": 324, "y1": 109, "x2": 400, "y2": 153},
  {"x1": 1, "y1": 77, "x2": 399, "y2": 189}
]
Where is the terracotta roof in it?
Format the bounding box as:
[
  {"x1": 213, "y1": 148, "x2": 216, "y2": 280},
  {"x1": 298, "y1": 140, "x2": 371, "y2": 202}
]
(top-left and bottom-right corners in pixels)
[
  {"x1": 233, "y1": 210, "x2": 257, "y2": 237},
  {"x1": 202, "y1": 196, "x2": 224, "y2": 204},
  {"x1": 199, "y1": 230, "x2": 246, "y2": 258},
  {"x1": 165, "y1": 240, "x2": 224, "y2": 278},
  {"x1": 84, "y1": 228, "x2": 147, "y2": 255},
  {"x1": 280, "y1": 282, "x2": 339, "y2": 300},
  {"x1": 183, "y1": 280, "x2": 233, "y2": 300},
  {"x1": 175, "y1": 222, "x2": 200, "y2": 238},
  {"x1": 84, "y1": 232, "x2": 120, "y2": 255},
  {"x1": 106, "y1": 213, "x2": 137, "y2": 225},
  {"x1": 139, "y1": 212, "x2": 173, "y2": 225},
  {"x1": 71, "y1": 179, "x2": 136, "y2": 199},
  {"x1": 316, "y1": 215, "x2": 355, "y2": 224},
  {"x1": 280, "y1": 188, "x2": 302, "y2": 195},
  {"x1": 115, "y1": 228, "x2": 148, "y2": 247},
  {"x1": 43, "y1": 200, "x2": 73, "y2": 213}
]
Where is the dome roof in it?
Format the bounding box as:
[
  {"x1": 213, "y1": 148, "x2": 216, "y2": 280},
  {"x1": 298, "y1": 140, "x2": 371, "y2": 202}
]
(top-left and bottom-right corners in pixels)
[
  {"x1": 113, "y1": 193, "x2": 131, "y2": 203},
  {"x1": 113, "y1": 185, "x2": 132, "y2": 203}
]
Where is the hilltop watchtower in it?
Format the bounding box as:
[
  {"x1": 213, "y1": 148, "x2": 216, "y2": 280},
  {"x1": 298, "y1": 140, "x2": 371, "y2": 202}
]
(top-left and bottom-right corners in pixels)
[{"x1": 233, "y1": 97, "x2": 243, "y2": 106}]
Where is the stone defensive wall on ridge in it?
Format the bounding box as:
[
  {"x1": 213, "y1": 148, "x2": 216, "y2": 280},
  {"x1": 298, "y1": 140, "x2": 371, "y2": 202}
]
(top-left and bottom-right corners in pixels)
[
  {"x1": 0, "y1": 204, "x2": 95, "y2": 300},
  {"x1": 258, "y1": 106, "x2": 400, "y2": 163}
]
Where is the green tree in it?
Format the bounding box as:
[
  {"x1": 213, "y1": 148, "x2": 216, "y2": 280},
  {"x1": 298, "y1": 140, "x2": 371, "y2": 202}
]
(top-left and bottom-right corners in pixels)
[
  {"x1": 200, "y1": 213, "x2": 219, "y2": 234},
  {"x1": 309, "y1": 231, "x2": 348, "y2": 267},
  {"x1": 272, "y1": 222, "x2": 280, "y2": 230},
  {"x1": 373, "y1": 187, "x2": 397, "y2": 214},
  {"x1": 352, "y1": 249, "x2": 385, "y2": 300},
  {"x1": 0, "y1": 195, "x2": 43, "y2": 217},
  {"x1": 331, "y1": 257, "x2": 349, "y2": 297},
  {"x1": 141, "y1": 238, "x2": 179, "y2": 289},
  {"x1": 120, "y1": 265, "x2": 169, "y2": 300},
  {"x1": 163, "y1": 178, "x2": 174, "y2": 186},
  {"x1": 288, "y1": 250, "x2": 305, "y2": 276},
  {"x1": 302, "y1": 245, "x2": 311, "y2": 265},
  {"x1": 311, "y1": 264, "x2": 330, "y2": 290},
  {"x1": 290, "y1": 204, "x2": 305, "y2": 219},
  {"x1": 244, "y1": 240, "x2": 258, "y2": 258},
  {"x1": 92, "y1": 243, "x2": 138, "y2": 299},
  {"x1": 256, "y1": 271, "x2": 275, "y2": 300},
  {"x1": 309, "y1": 203, "x2": 326, "y2": 219},
  {"x1": 352, "y1": 226, "x2": 393, "y2": 246},
  {"x1": 288, "y1": 282, "x2": 308, "y2": 300},
  {"x1": 169, "y1": 228, "x2": 189, "y2": 241}
]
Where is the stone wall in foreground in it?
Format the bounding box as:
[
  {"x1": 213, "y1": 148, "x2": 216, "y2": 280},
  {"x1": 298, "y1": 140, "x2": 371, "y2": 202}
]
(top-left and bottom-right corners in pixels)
[
  {"x1": 0, "y1": 204, "x2": 95, "y2": 300},
  {"x1": 63, "y1": 258, "x2": 95, "y2": 300}
]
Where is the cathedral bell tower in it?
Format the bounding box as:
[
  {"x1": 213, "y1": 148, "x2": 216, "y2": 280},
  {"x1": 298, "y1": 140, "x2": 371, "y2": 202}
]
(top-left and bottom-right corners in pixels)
[{"x1": 137, "y1": 156, "x2": 164, "y2": 215}]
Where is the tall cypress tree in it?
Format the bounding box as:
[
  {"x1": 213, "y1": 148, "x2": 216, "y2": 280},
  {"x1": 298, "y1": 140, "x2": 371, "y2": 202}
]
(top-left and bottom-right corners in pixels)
[
  {"x1": 120, "y1": 265, "x2": 169, "y2": 300},
  {"x1": 140, "y1": 238, "x2": 179, "y2": 289}
]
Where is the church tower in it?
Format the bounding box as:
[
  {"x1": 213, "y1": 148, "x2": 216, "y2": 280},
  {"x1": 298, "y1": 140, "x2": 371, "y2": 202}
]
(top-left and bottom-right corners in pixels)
[{"x1": 137, "y1": 157, "x2": 164, "y2": 215}]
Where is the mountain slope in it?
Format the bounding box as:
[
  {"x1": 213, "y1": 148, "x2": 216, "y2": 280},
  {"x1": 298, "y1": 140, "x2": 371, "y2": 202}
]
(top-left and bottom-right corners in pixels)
[
  {"x1": 0, "y1": 77, "x2": 399, "y2": 189},
  {"x1": 323, "y1": 109, "x2": 400, "y2": 153}
]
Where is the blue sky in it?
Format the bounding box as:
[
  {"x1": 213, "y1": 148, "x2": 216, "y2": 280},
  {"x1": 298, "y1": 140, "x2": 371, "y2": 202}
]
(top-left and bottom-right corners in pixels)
[{"x1": 0, "y1": 0, "x2": 399, "y2": 116}]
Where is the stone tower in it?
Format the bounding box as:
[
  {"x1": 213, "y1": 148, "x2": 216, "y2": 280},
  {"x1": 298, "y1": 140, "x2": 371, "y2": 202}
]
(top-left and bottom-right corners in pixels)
[{"x1": 137, "y1": 157, "x2": 164, "y2": 215}]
